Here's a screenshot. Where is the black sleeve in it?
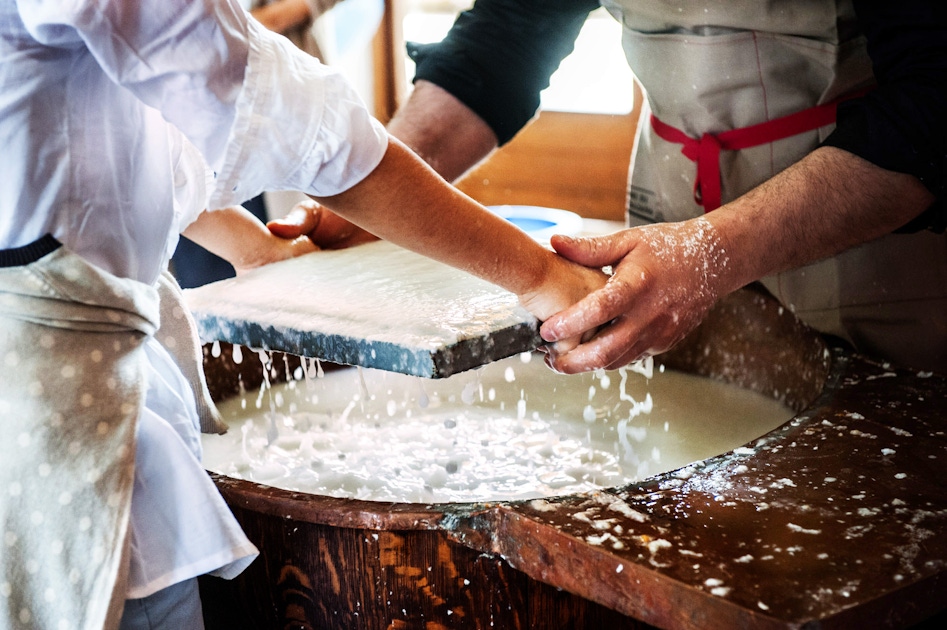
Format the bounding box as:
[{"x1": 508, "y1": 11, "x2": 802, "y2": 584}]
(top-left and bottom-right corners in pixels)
[
  {"x1": 821, "y1": 0, "x2": 947, "y2": 231},
  {"x1": 408, "y1": 0, "x2": 599, "y2": 145}
]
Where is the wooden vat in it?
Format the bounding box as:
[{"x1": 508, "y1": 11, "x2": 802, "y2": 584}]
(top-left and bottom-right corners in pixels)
[{"x1": 198, "y1": 285, "x2": 947, "y2": 629}]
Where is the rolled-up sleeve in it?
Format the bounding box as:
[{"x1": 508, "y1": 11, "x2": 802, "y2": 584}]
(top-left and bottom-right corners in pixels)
[{"x1": 211, "y1": 16, "x2": 387, "y2": 207}]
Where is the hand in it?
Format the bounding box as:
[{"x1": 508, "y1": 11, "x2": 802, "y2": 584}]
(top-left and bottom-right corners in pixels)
[
  {"x1": 232, "y1": 230, "x2": 317, "y2": 275},
  {"x1": 182, "y1": 204, "x2": 319, "y2": 274},
  {"x1": 267, "y1": 199, "x2": 379, "y2": 249},
  {"x1": 517, "y1": 254, "x2": 609, "y2": 355},
  {"x1": 539, "y1": 217, "x2": 729, "y2": 373}
]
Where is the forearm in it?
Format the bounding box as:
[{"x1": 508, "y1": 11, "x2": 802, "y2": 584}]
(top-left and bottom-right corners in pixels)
[
  {"x1": 300, "y1": 81, "x2": 499, "y2": 248},
  {"x1": 310, "y1": 136, "x2": 558, "y2": 299},
  {"x1": 182, "y1": 206, "x2": 312, "y2": 272},
  {"x1": 706, "y1": 146, "x2": 935, "y2": 295},
  {"x1": 539, "y1": 146, "x2": 936, "y2": 372},
  {"x1": 386, "y1": 81, "x2": 498, "y2": 182}
]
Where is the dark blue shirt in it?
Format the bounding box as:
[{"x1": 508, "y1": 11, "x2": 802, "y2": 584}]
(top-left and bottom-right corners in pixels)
[{"x1": 410, "y1": 0, "x2": 946, "y2": 230}]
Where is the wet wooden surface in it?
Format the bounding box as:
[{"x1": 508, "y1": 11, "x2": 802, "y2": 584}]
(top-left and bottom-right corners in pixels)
[
  {"x1": 198, "y1": 287, "x2": 947, "y2": 629},
  {"x1": 488, "y1": 352, "x2": 947, "y2": 629},
  {"x1": 200, "y1": 513, "x2": 652, "y2": 629}
]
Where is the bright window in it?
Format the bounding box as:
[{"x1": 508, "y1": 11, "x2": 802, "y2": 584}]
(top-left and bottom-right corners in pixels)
[{"x1": 401, "y1": 1, "x2": 635, "y2": 114}]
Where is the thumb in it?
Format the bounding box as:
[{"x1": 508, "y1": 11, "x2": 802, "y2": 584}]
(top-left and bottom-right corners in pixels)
[
  {"x1": 549, "y1": 232, "x2": 630, "y2": 269},
  {"x1": 267, "y1": 200, "x2": 322, "y2": 239},
  {"x1": 289, "y1": 235, "x2": 319, "y2": 257}
]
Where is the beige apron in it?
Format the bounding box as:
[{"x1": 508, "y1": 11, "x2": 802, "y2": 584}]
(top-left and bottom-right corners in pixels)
[
  {"x1": 602, "y1": 0, "x2": 947, "y2": 371},
  {"x1": 0, "y1": 243, "x2": 156, "y2": 629},
  {"x1": 0, "y1": 241, "x2": 225, "y2": 630}
]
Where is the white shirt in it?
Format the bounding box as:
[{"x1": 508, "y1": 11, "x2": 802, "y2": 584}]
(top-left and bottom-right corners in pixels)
[
  {"x1": 0, "y1": 0, "x2": 387, "y2": 599},
  {"x1": 0, "y1": 0, "x2": 387, "y2": 283}
]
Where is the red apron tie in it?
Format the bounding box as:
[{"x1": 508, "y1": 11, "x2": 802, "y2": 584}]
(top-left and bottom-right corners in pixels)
[{"x1": 650, "y1": 91, "x2": 868, "y2": 212}]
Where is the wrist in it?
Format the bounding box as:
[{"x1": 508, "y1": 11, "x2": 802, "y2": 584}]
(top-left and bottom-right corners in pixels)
[
  {"x1": 514, "y1": 249, "x2": 557, "y2": 318},
  {"x1": 701, "y1": 211, "x2": 756, "y2": 297}
]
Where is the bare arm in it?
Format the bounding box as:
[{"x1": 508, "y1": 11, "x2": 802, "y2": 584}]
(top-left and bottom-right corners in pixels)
[
  {"x1": 541, "y1": 146, "x2": 935, "y2": 372},
  {"x1": 185, "y1": 141, "x2": 604, "y2": 332},
  {"x1": 387, "y1": 80, "x2": 499, "y2": 182},
  {"x1": 309, "y1": 136, "x2": 604, "y2": 322},
  {"x1": 709, "y1": 146, "x2": 933, "y2": 286},
  {"x1": 272, "y1": 81, "x2": 500, "y2": 247},
  {"x1": 182, "y1": 205, "x2": 316, "y2": 274}
]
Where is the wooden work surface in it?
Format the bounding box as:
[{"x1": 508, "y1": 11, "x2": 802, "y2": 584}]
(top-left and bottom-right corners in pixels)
[
  {"x1": 201, "y1": 300, "x2": 947, "y2": 628},
  {"x1": 487, "y1": 351, "x2": 947, "y2": 628}
]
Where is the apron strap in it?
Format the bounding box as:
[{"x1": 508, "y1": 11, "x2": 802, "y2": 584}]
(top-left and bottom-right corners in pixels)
[{"x1": 651, "y1": 90, "x2": 869, "y2": 212}]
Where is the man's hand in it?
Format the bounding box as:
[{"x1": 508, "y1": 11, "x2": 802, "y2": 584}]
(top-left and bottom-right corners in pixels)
[
  {"x1": 539, "y1": 217, "x2": 729, "y2": 373},
  {"x1": 267, "y1": 199, "x2": 379, "y2": 249},
  {"x1": 540, "y1": 145, "x2": 937, "y2": 374}
]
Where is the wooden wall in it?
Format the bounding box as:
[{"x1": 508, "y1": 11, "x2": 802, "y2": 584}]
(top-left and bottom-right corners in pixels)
[{"x1": 455, "y1": 109, "x2": 639, "y2": 223}]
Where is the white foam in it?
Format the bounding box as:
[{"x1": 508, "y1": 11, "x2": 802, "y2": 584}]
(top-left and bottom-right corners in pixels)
[
  {"x1": 202, "y1": 353, "x2": 793, "y2": 503},
  {"x1": 185, "y1": 242, "x2": 535, "y2": 355}
]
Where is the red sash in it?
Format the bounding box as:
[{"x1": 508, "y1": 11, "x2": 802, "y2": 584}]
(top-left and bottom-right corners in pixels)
[{"x1": 650, "y1": 91, "x2": 868, "y2": 212}]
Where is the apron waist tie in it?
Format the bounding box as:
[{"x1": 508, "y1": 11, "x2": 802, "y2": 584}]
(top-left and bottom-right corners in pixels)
[{"x1": 650, "y1": 90, "x2": 868, "y2": 212}]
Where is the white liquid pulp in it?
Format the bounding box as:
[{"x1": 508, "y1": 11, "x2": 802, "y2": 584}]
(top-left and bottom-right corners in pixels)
[{"x1": 201, "y1": 353, "x2": 794, "y2": 504}]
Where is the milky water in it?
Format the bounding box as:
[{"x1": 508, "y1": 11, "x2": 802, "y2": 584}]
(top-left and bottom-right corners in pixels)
[{"x1": 201, "y1": 352, "x2": 794, "y2": 504}]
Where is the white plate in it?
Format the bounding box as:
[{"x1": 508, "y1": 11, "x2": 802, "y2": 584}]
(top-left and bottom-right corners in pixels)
[{"x1": 488, "y1": 205, "x2": 584, "y2": 242}]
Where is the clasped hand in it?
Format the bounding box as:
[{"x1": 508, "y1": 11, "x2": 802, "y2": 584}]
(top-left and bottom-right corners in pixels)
[{"x1": 539, "y1": 217, "x2": 729, "y2": 374}]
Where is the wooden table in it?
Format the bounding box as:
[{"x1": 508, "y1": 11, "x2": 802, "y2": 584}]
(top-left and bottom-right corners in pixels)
[{"x1": 199, "y1": 288, "x2": 947, "y2": 629}]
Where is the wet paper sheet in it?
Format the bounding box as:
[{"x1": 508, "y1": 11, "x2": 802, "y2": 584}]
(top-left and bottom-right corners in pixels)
[{"x1": 182, "y1": 241, "x2": 542, "y2": 378}]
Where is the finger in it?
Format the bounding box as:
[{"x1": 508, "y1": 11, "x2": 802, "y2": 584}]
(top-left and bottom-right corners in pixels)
[
  {"x1": 303, "y1": 210, "x2": 378, "y2": 249},
  {"x1": 546, "y1": 325, "x2": 647, "y2": 374},
  {"x1": 549, "y1": 232, "x2": 631, "y2": 269},
  {"x1": 267, "y1": 200, "x2": 322, "y2": 239},
  {"x1": 542, "y1": 324, "x2": 600, "y2": 356},
  {"x1": 540, "y1": 274, "x2": 637, "y2": 343},
  {"x1": 545, "y1": 335, "x2": 580, "y2": 356}
]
